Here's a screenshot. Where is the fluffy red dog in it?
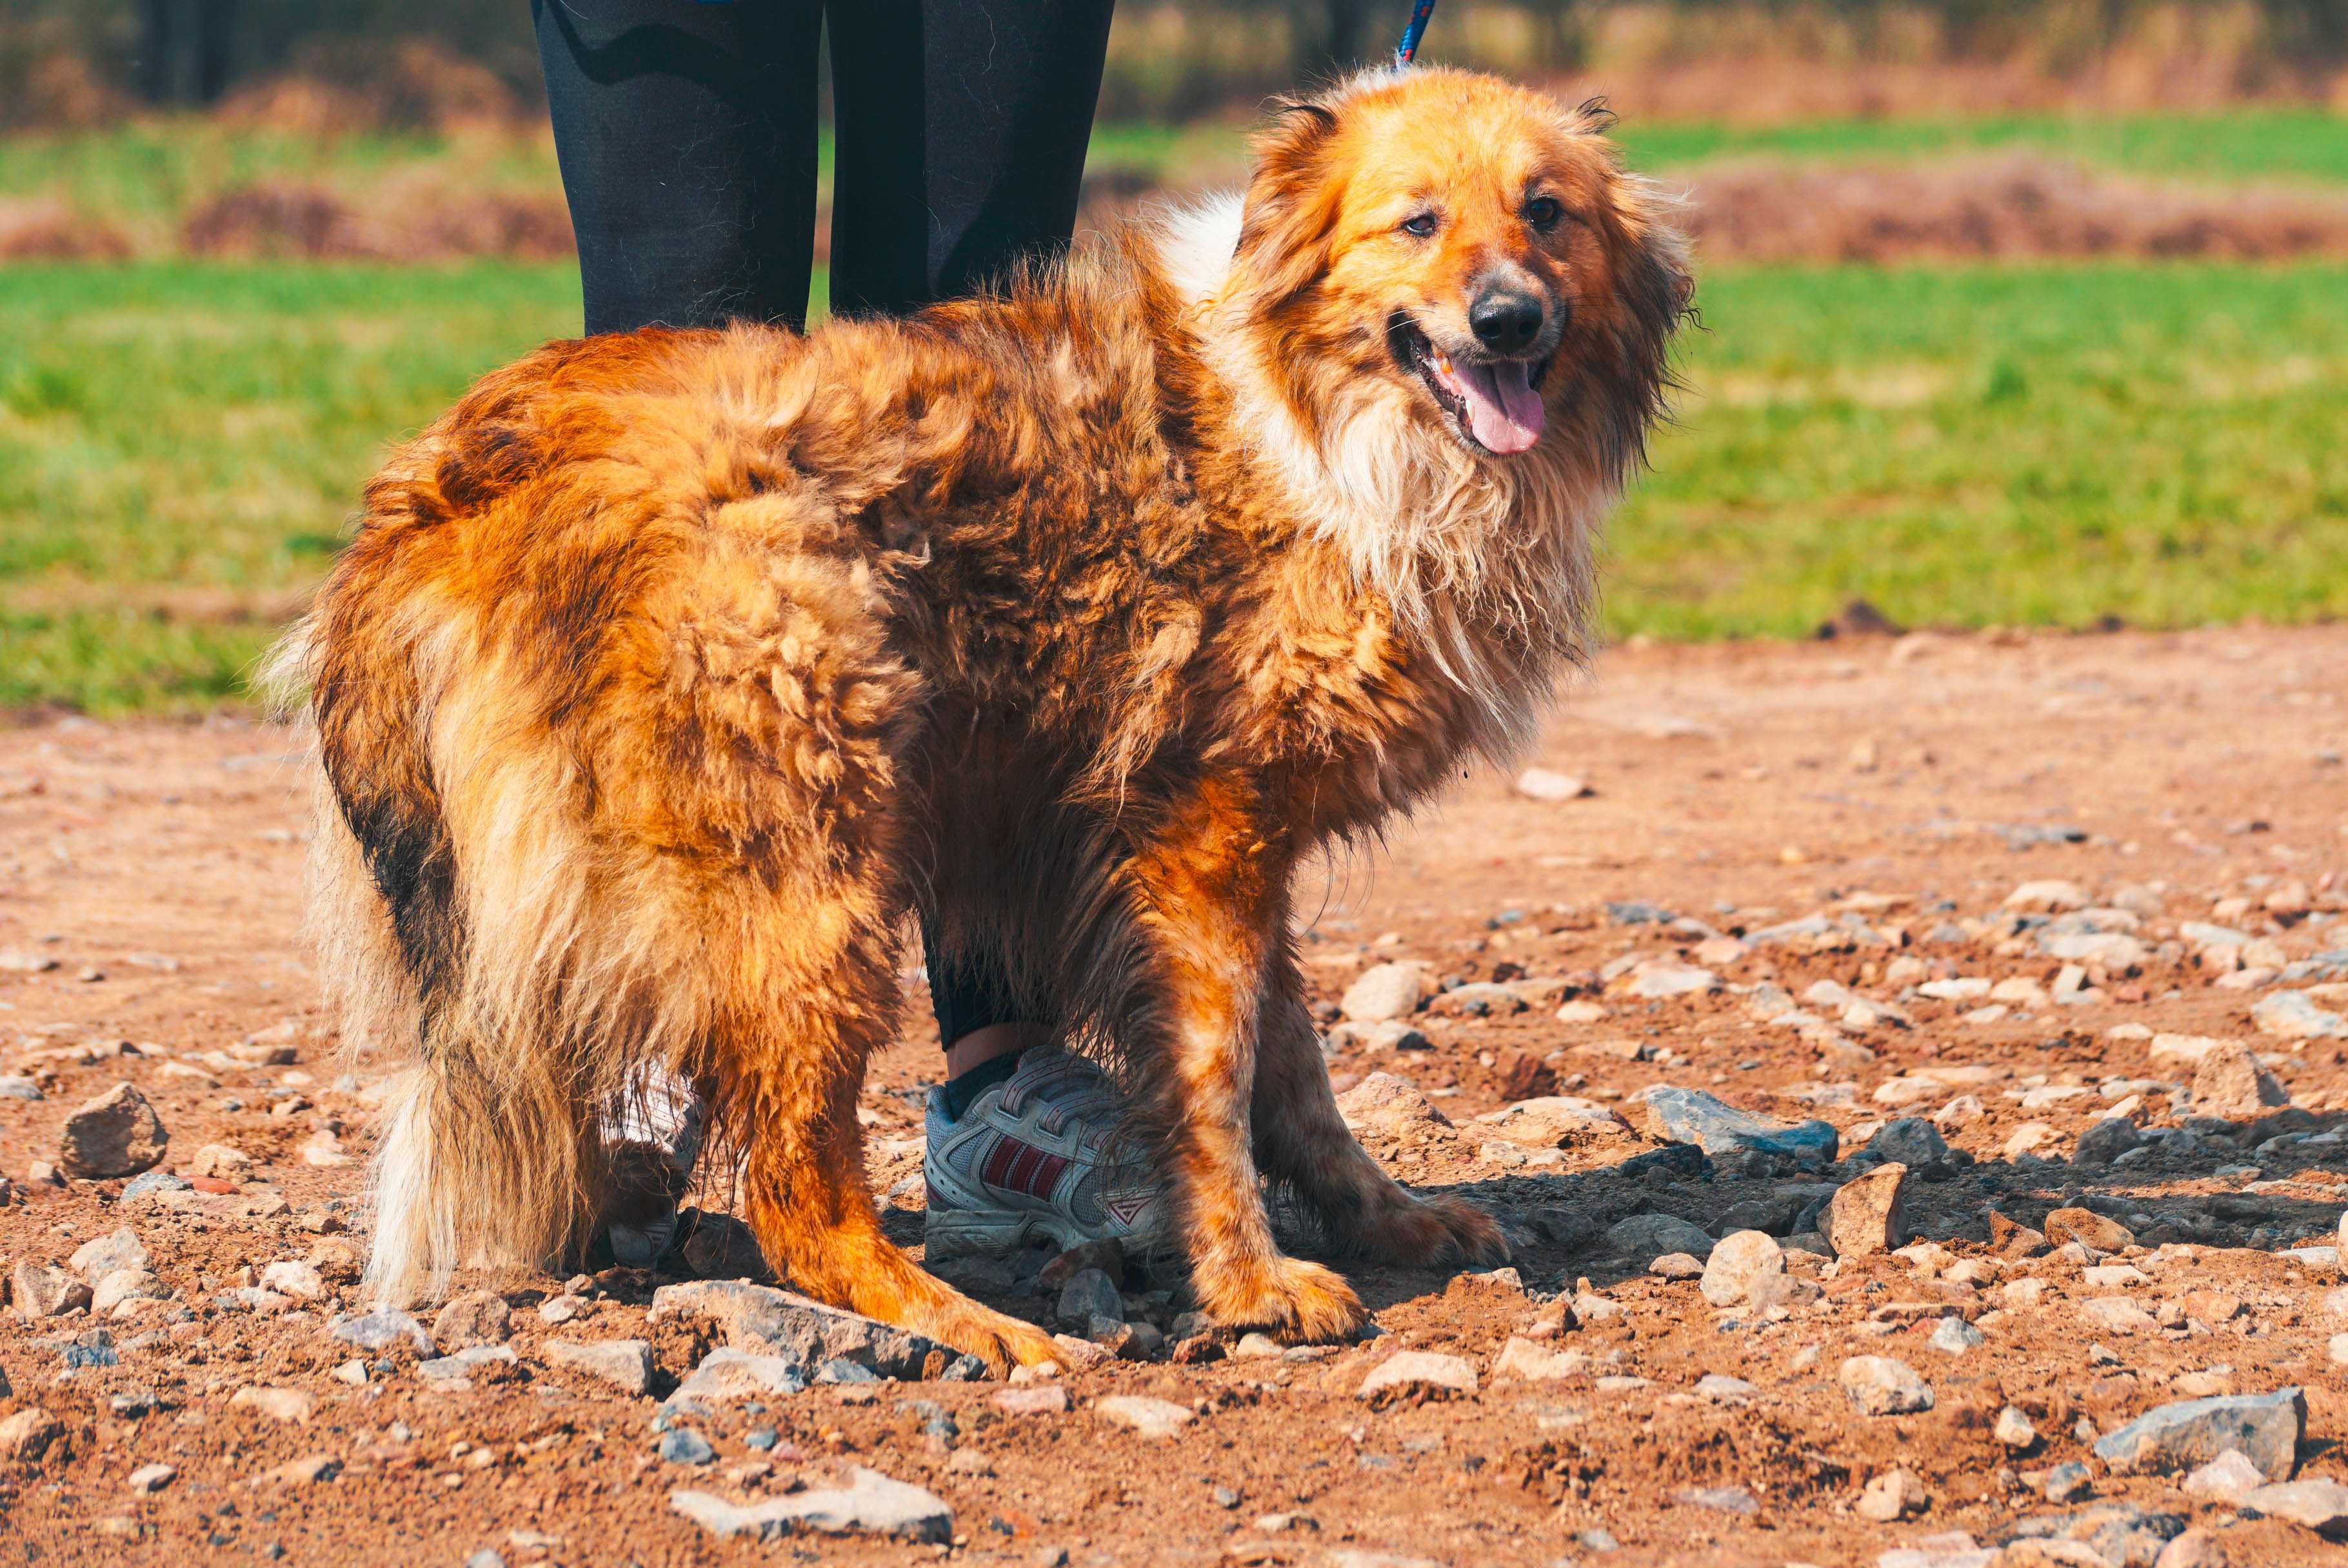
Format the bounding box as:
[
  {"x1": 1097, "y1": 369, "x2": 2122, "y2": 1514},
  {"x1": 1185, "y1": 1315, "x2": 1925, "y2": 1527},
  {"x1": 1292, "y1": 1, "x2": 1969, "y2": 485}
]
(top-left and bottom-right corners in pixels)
[{"x1": 276, "y1": 66, "x2": 1691, "y2": 1370}]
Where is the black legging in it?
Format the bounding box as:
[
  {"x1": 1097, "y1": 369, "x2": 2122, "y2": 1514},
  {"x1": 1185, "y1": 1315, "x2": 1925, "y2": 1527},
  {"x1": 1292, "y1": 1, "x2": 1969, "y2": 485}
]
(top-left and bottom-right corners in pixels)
[{"x1": 533, "y1": 0, "x2": 1116, "y2": 1044}]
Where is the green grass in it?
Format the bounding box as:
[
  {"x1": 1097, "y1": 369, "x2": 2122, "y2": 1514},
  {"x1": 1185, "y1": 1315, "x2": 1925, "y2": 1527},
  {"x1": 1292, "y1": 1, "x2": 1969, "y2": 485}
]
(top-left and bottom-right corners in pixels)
[{"x1": 1, "y1": 259, "x2": 2342, "y2": 713}]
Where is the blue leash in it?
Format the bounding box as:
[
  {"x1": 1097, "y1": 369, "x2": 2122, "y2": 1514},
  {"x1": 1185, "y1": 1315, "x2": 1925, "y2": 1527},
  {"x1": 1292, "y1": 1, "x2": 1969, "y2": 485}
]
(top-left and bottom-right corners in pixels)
[{"x1": 1395, "y1": 0, "x2": 1438, "y2": 65}]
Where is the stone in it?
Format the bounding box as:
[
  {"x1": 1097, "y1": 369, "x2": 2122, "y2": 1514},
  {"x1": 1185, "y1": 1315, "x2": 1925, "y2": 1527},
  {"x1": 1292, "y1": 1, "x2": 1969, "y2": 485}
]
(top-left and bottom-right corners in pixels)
[
  {"x1": 991, "y1": 1385, "x2": 1070, "y2": 1414},
  {"x1": 2084, "y1": 1298, "x2": 2159, "y2": 1334},
  {"x1": 648, "y1": 1281, "x2": 954, "y2": 1378},
  {"x1": 121, "y1": 1169, "x2": 189, "y2": 1201},
  {"x1": 229, "y1": 1385, "x2": 315, "y2": 1424},
  {"x1": 1478, "y1": 1097, "x2": 1631, "y2": 1146},
  {"x1": 1838, "y1": 1355, "x2": 1933, "y2": 1416},
  {"x1": 2093, "y1": 1389, "x2": 2305, "y2": 1480},
  {"x1": 1037, "y1": 1238, "x2": 1126, "y2": 1293},
  {"x1": 1639, "y1": 1086, "x2": 1836, "y2": 1164},
  {"x1": 1651, "y1": 1251, "x2": 1704, "y2": 1279},
  {"x1": 2239, "y1": 1479, "x2": 2348, "y2": 1535},
  {"x1": 326, "y1": 1308, "x2": 434, "y2": 1356},
  {"x1": 1827, "y1": 1164, "x2": 1911, "y2": 1257},
  {"x1": 672, "y1": 1348, "x2": 811, "y2": 1402},
  {"x1": 2151, "y1": 1529, "x2": 2229, "y2": 1568},
  {"x1": 1626, "y1": 963, "x2": 1718, "y2": 1000},
  {"x1": 2045, "y1": 1208, "x2": 2134, "y2": 1253},
  {"x1": 2072, "y1": 1118, "x2": 2144, "y2": 1166},
  {"x1": 267, "y1": 1452, "x2": 342, "y2": 1486},
  {"x1": 2042, "y1": 1462, "x2": 2094, "y2": 1503},
  {"x1": 1929, "y1": 1316, "x2": 1985, "y2": 1355},
  {"x1": 661, "y1": 1429, "x2": 715, "y2": 1465},
  {"x1": 57, "y1": 1082, "x2": 168, "y2": 1179},
  {"x1": 671, "y1": 1467, "x2": 953, "y2": 1543},
  {"x1": 545, "y1": 1338, "x2": 653, "y2": 1396},
  {"x1": 432, "y1": 1290, "x2": 513, "y2": 1349},
  {"x1": 1605, "y1": 1212, "x2": 1715, "y2": 1262},
  {"x1": 2006, "y1": 880, "x2": 2090, "y2": 913},
  {"x1": 2189, "y1": 1040, "x2": 2291, "y2": 1116},
  {"x1": 1340, "y1": 963, "x2": 1428, "y2": 1024},
  {"x1": 1995, "y1": 1406, "x2": 2038, "y2": 1449},
  {"x1": 126, "y1": 1463, "x2": 176, "y2": 1494},
  {"x1": 2253, "y1": 991, "x2": 2346, "y2": 1040},
  {"x1": 92, "y1": 1269, "x2": 168, "y2": 1315},
  {"x1": 1857, "y1": 1467, "x2": 1928, "y2": 1521},
  {"x1": 1513, "y1": 768, "x2": 1590, "y2": 801},
  {"x1": 0, "y1": 1408, "x2": 64, "y2": 1462},
  {"x1": 1055, "y1": 1267, "x2": 1122, "y2": 1327},
  {"x1": 259, "y1": 1261, "x2": 324, "y2": 1300},
  {"x1": 12, "y1": 1260, "x2": 92, "y2": 1319},
  {"x1": 1357, "y1": 1351, "x2": 1477, "y2": 1404},
  {"x1": 186, "y1": 1144, "x2": 252, "y2": 1179},
  {"x1": 1695, "y1": 1373, "x2": 1757, "y2": 1402},
  {"x1": 0, "y1": 1076, "x2": 43, "y2": 1100},
  {"x1": 1333, "y1": 1071, "x2": 1451, "y2": 1133},
  {"x1": 2181, "y1": 1448, "x2": 2267, "y2": 1502},
  {"x1": 1095, "y1": 1396, "x2": 1195, "y2": 1437},
  {"x1": 69, "y1": 1229, "x2": 150, "y2": 1283},
  {"x1": 1868, "y1": 1118, "x2": 1948, "y2": 1166},
  {"x1": 1492, "y1": 1338, "x2": 1585, "y2": 1382},
  {"x1": 1699, "y1": 1229, "x2": 1786, "y2": 1307}
]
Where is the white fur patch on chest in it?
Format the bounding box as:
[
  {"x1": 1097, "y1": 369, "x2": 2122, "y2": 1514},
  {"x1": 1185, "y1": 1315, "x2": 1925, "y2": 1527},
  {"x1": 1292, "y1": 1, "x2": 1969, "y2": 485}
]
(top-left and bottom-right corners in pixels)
[{"x1": 1152, "y1": 192, "x2": 1246, "y2": 308}]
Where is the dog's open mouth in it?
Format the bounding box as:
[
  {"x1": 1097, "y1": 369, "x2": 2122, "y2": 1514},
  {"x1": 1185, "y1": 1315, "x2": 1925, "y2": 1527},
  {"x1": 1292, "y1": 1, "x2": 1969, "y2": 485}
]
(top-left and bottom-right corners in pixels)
[{"x1": 1389, "y1": 317, "x2": 1552, "y2": 455}]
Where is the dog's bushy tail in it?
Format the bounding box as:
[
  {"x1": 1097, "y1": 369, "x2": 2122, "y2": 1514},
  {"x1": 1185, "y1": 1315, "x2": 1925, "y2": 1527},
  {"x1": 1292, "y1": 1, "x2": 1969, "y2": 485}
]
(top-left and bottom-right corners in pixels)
[{"x1": 267, "y1": 610, "x2": 653, "y2": 1307}]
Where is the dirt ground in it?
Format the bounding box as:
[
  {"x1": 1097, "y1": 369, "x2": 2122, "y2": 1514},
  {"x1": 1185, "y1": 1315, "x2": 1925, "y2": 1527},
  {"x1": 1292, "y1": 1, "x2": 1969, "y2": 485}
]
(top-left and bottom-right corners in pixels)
[{"x1": 3, "y1": 624, "x2": 2347, "y2": 1568}]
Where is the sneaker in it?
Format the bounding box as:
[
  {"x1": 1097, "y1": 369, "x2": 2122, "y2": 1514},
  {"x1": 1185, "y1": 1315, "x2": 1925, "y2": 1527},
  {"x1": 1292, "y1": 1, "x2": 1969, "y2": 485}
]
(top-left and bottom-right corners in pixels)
[
  {"x1": 923, "y1": 1047, "x2": 1164, "y2": 1260},
  {"x1": 598, "y1": 1069, "x2": 706, "y2": 1268}
]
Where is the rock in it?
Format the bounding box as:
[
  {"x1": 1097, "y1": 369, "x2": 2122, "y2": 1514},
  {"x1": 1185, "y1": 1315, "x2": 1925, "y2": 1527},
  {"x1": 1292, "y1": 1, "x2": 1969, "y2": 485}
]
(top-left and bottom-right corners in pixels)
[
  {"x1": 0, "y1": 1407, "x2": 64, "y2": 1462},
  {"x1": 1868, "y1": 1118, "x2": 1948, "y2": 1166},
  {"x1": 2073, "y1": 1118, "x2": 2144, "y2": 1166},
  {"x1": 679, "y1": 1211, "x2": 775, "y2": 1283},
  {"x1": 660, "y1": 1429, "x2": 715, "y2": 1465},
  {"x1": 1838, "y1": 1355, "x2": 1933, "y2": 1416},
  {"x1": 1492, "y1": 1338, "x2": 1584, "y2": 1382},
  {"x1": 92, "y1": 1269, "x2": 168, "y2": 1315},
  {"x1": 1037, "y1": 1238, "x2": 1126, "y2": 1293},
  {"x1": 259, "y1": 1260, "x2": 324, "y2": 1300},
  {"x1": 2093, "y1": 1389, "x2": 2305, "y2": 1480},
  {"x1": 2253, "y1": 991, "x2": 2346, "y2": 1040},
  {"x1": 1995, "y1": 1406, "x2": 2038, "y2": 1449},
  {"x1": 672, "y1": 1348, "x2": 811, "y2": 1402},
  {"x1": 1827, "y1": 1164, "x2": 1910, "y2": 1256},
  {"x1": 1605, "y1": 1212, "x2": 1715, "y2": 1262},
  {"x1": 2006, "y1": 880, "x2": 2090, "y2": 913},
  {"x1": 2084, "y1": 1297, "x2": 2159, "y2": 1334},
  {"x1": 671, "y1": 1467, "x2": 953, "y2": 1543},
  {"x1": 0, "y1": 1075, "x2": 43, "y2": 1100},
  {"x1": 2182, "y1": 1448, "x2": 2268, "y2": 1502},
  {"x1": 267, "y1": 1452, "x2": 342, "y2": 1486},
  {"x1": 121, "y1": 1170, "x2": 189, "y2": 1201},
  {"x1": 126, "y1": 1462, "x2": 176, "y2": 1493},
  {"x1": 2239, "y1": 1478, "x2": 2348, "y2": 1535},
  {"x1": 2189, "y1": 1040, "x2": 2290, "y2": 1116},
  {"x1": 1428, "y1": 982, "x2": 1529, "y2": 1018},
  {"x1": 1055, "y1": 1267, "x2": 1122, "y2": 1327},
  {"x1": 1478, "y1": 1096, "x2": 1631, "y2": 1147},
  {"x1": 1699, "y1": 1230, "x2": 1785, "y2": 1307},
  {"x1": 1928, "y1": 1316, "x2": 1985, "y2": 1355},
  {"x1": 991, "y1": 1385, "x2": 1070, "y2": 1414},
  {"x1": 301, "y1": 1130, "x2": 353, "y2": 1167},
  {"x1": 1513, "y1": 768, "x2": 1589, "y2": 802},
  {"x1": 1857, "y1": 1467, "x2": 1928, "y2": 1521},
  {"x1": 2041, "y1": 1460, "x2": 2094, "y2": 1503},
  {"x1": 326, "y1": 1308, "x2": 434, "y2": 1356},
  {"x1": 1651, "y1": 1252, "x2": 1704, "y2": 1279},
  {"x1": 1340, "y1": 963, "x2": 1428, "y2": 1024},
  {"x1": 2045, "y1": 1208, "x2": 2134, "y2": 1253},
  {"x1": 1333, "y1": 1072, "x2": 1451, "y2": 1132},
  {"x1": 1357, "y1": 1351, "x2": 1477, "y2": 1404},
  {"x1": 1639, "y1": 1086, "x2": 1836, "y2": 1164},
  {"x1": 1095, "y1": 1396, "x2": 1195, "y2": 1437},
  {"x1": 545, "y1": 1338, "x2": 653, "y2": 1396},
  {"x1": 432, "y1": 1290, "x2": 513, "y2": 1349},
  {"x1": 1695, "y1": 1373, "x2": 1757, "y2": 1402},
  {"x1": 1626, "y1": 963, "x2": 1718, "y2": 1000},
  {"x1": 648, "y1": 1281, "x2": 953, "y2": 1378},
  {"x1": 187, "y1": 1144, "x2": 252, "y2": 1179},
  {"x1": 57, "y1": 1082, "x2": 168, "y2": 1179},
  {"x1": 228, "y1": 1385, "x2": 315, "y2": 1424},
  {"x1": 2151, "y1": 1529, "x2": 2229, "y2": 1568},
  {"x1": 10, "y1": 1261, "x2": 92, "y2": 1319},
  {"x1": 1493, "y1": 1050, "x2": 1557, "y2": 1100}
]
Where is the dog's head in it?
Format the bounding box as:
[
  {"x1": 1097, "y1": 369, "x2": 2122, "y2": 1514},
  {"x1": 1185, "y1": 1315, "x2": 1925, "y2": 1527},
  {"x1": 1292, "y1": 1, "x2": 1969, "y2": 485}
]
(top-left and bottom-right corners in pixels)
[{"x1": 1208, "y1": 68, "x2": 1690, "y2": 468}]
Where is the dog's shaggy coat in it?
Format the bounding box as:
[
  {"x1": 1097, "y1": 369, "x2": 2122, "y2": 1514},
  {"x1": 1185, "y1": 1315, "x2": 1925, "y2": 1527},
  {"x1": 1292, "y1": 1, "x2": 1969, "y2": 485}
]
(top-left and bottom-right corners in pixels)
[{"x1": 276, "y1": 67, "x2": 1691, "y2": 1369}]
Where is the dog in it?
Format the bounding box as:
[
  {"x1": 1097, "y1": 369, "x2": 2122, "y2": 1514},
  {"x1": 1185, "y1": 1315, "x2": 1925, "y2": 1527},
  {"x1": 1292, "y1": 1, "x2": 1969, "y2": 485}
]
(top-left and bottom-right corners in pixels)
[{"x1": 272, "y1": 65, "x2": 1691, "y2": 1371}]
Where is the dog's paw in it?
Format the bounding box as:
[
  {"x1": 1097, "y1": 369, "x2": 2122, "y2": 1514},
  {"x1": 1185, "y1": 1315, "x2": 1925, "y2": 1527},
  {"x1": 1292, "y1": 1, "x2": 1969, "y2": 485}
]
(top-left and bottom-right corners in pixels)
[
  {"x1": 1343, "y1": 1190, "x2": 1510, "y2": 1270},
  {"x1": 1199, "y1": 1254, "x2": 1365, "y2": 1344},
  {"x1": 926, "y1": 1301, "x2": 1064, "y2": 1377}
]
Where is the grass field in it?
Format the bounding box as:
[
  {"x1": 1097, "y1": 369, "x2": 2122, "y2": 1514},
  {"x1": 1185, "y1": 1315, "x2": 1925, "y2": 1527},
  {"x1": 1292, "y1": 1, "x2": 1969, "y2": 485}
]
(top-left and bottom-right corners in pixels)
[
  {"x1": 6, "y1": 107, "x2": 2346, "y2": 244},
  {"x1": 2, "y1": 257, "x2": 2343, "y2": 712}
]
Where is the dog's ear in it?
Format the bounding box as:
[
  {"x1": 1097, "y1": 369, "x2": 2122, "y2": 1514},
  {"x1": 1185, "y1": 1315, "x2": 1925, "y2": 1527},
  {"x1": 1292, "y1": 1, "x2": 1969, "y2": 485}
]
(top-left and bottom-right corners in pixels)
[{"x1": 1229, "y1": 97, "x2": 1346, "y2": 308}]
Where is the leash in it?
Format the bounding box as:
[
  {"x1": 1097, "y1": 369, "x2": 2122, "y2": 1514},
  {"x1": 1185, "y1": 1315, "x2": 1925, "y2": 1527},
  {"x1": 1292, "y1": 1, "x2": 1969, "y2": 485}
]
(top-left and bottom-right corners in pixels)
[{"x1": 1395, "y1": 0, "x2": 1438, "y2": 65}]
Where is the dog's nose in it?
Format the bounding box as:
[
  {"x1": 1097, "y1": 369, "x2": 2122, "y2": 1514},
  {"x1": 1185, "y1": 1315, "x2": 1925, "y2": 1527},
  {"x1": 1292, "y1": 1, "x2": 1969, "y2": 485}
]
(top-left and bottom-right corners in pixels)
[{"x1": 1469, "y1": 288, "x2": 1544, "y2": 353}]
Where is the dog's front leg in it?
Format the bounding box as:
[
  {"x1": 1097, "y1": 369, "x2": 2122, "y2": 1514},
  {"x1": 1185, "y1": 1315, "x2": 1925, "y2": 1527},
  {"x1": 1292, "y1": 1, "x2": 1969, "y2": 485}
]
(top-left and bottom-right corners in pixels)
[{"x1": 1127, "y1": 783, "x2": 1365, "y2": 1342}]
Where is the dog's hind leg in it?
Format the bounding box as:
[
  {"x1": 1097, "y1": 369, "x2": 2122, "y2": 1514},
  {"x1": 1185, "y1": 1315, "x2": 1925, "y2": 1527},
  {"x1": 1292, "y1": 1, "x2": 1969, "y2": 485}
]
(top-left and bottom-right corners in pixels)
[{"x1": 1250, "y1": 959, "x2": 1508, "y2": 1271}]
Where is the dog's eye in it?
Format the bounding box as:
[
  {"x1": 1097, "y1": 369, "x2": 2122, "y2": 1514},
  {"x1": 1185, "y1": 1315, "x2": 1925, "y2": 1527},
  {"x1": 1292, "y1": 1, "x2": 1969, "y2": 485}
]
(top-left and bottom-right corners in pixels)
[
  {"x1": 1399, "y1": 212, "x2": 1439, "y2": 238},
  {"x1": 1524, "y1": 196, "x2": 1564, "y2": 232}
]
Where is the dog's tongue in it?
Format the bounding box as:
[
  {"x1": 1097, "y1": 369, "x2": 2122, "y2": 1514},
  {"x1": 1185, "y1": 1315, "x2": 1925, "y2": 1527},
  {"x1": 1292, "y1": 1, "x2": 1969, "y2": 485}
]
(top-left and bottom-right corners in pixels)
[{"x1": 1455, "y1": 358, "x2": 1545, "y2": 453}]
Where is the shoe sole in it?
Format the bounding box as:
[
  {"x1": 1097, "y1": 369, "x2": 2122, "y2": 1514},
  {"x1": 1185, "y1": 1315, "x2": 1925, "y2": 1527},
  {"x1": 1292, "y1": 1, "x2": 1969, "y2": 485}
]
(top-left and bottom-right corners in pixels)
[{"x1": 922, "y1": 1207, "x2": 1096, "y2": 1261}]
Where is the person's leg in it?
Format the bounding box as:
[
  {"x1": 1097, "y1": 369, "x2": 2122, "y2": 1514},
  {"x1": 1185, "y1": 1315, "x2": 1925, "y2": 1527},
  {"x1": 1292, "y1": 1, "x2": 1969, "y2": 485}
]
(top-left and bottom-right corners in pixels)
[
  {"x1": 828, "y1": 0, "x2": 1118, "y2": 1092},
  {"x1": 532, "y1": 0, "x2": 824, "y2": 334}
]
